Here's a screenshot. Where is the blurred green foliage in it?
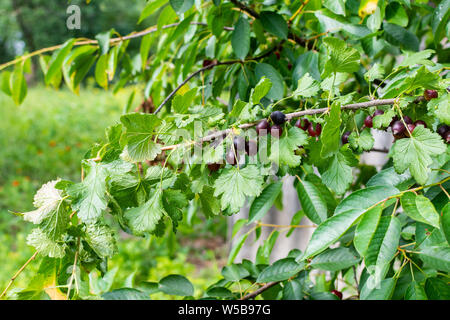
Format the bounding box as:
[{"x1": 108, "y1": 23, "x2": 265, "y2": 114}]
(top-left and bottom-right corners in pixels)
[{"x1": 0, "y1": 85, "x2": 227, "y2": 294}]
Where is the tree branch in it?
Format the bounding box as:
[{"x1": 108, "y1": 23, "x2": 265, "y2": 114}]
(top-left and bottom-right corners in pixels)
[
  {"x1": 0, "y1": 251, "x2": 38, "y2": 299},
  {"x1": 154, "y1": 45, "x2": 280, "y2": 114},
  {"x1": 0, "y1": 22, "x2": 233, "y2": 72},
  {"x1": 241, "y1": 281, "x2": 279, "y2": 300},
  {"x1": 160, "y1": 97, "x2": 409, "y2": 151}
]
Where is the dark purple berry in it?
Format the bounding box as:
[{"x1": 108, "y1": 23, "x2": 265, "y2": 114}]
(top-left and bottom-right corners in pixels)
[
  {"x1": 295, "y1": 118, "x2": 310, "y2": 131},
  {"x1": 364, "y1": 115, "x2": 373, "y2": 128},
  {"x1": 270, "y1": 111, "x2": 286, "y2": 125},
  {"x1": 342, "y1": 131, "x2": 351, "y2": 144},
  {"x1": 413, "y1": 120, "x2": 427, "y2": 128},
  {"x1": 270, "y1": 124, "x2": 283, "y2": 138},
  {"x1": 437, "y1": 125, "x2": 449, "y2": 138},
  {"x1": 373, "y1": 109, "x2": 384, "y2": 117},
  {"x1": 207, "y1": 163, "x2": 221, "y2": 172},
  {"x1": 331, "y1": 290, "x2": 343, "y2": 300},
  {"x1": 403, "y1": 116, "x2": 413, "y2": 124},
  {"x1": 256, "y1": 119, "x2": 270, "y2": 136},
  {"x1": 392, "y1": 120, "x2": 406, "y2": 136},
  {"x1": 245, "y1": 140, "x2": 257, "y2": 156},
  {"x1": 406, "y1": 124, "x2": 416, "y2": 137},
  {"x1": 389, "y1": 116, "x2": 400, "y2": 127},
  {"x1": 233, "y1": 136, "x2": 245, "y2": 152},
  {"x1": 424, "y1": 89, "x2": 438, "y2": 101},
  {"x1": 226, "y1": 149, "x2": 239, "y2": 165},
  {"x1": 307, "y1": 123, "x2": 322, "y2": 137},
  {"x1": 444, "y1": 131, "x2": 450, "y2": 143}
]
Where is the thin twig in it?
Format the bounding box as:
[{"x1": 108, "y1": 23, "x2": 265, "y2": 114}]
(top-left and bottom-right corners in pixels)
[
  {"x1": 241, "y1": 281, "x2": 279, "y2": 300},
  {"x1": 160, "y1": 98, "x2": 410, "y2": 151},
  {"x1": 0, "y1": 22, "x2": 232, "y2": 72},
  {"x1": 0, "y1": 251, "x2": 38, "y2": 299}
]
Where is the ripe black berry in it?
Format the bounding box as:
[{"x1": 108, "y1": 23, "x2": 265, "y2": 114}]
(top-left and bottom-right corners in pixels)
[
  {"x1": 414, "y1": 120, "x2": 427, "y2": 128},
  {"x1": 342, "y1": 131, "x2": 351, "y2": 144},
  {"x1": 270, "y1": 111, "x2": 286, "y2": 125},
  {"x1": 424, "y1": 89, "x2": 438, "y2": 101},
  {"x1": 256, "y1": 119, "x2": 270, "y2": 136},
  {"x1": 245, "y1": 140, "x2": 257, "y2": 156},
  {"x1": 364, "y1": 115, "x2": 373, "y2": 128},
  {"x1": 295, "y1": 118, "x2": 310, "y2": 131},
  {"x1": 406, "y1": 124, "x2": 416, "y2": 137},
  {"x1": 403, "y1": 115, "x2": 413, "y2": 124},
  {"x1": 373, "y1": 109, "x2": 384, "y2": 117},
  {"x1": 444, "y1": 131, "x2": 450, "y2": 143},
  {"x1": 331, "y1": 290, "x2": 343, "y2": 300},
  {"x1": 287, "y1": 63, "x2": 293, "y2": 70},
  {"x1": 389, "y1": 116, "x2": 399, "y2": 127},
  {"x1": 270, "y1": 124, "x2": 283, "y2": 138},
  {"x1": 437, "y1": 125, "x2": 449, "y2": 138},
  {"x1": 233, "y1": 136, "x2": 245, "y2": 152},
  {"x1": 307, "y1": 123, "x2": 322, "y2": 137},
  {"x1": 207, "y1": 163, "x2": 221, "y2": 172},
  {"x1": 226, "y1": 149, "x2": 239, "y2": 165},
  {"x1": 392, "y1": 120, "x2": 406, "y2": 135}
]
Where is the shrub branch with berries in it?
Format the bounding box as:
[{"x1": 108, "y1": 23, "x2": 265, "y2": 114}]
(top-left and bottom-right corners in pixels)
[{"x1": 0, "y1": 0, "x2": 449, "y2": 301}]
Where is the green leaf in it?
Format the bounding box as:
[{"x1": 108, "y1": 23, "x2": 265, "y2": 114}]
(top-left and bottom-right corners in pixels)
[
  {"x1": 431, "y1": 94, "x2": 450, "y2": 125},
  {"x1": 398, "y1": 50, "x2": 435, "y2": 68},
  {"x1": 256, "y1": 231, "x2": 279, "y2": 264},
  {"x1": 162, "y1": 189, "x2": 187, "y2": 232},
  {"x1": 95, "y1": 31, "x2": 112, "y2": 55},
  {"x1": 372, "y1": 109, "x2": 395, "y2": 129},
  {"x1": 40, "y1": 201, "x2": 69, "y2": 241},
  {"x1": 322, "y1": 37, "x2": 360, "y2": 78},
  {"x1": 401, "y1": 193, "x2": 440, "y2": 228},
  {"x1": 228, "y1": 233, "x2": 249, "y2": 265},
  {"x1": 417, "y1": 246, "x2": 450, "y2": 272},
  {"x1": 124, "y1": 189, "x2": 166, "y2": 235},
  {"x1": 45, "y1": 39, "x2": 75, "y2": 86},
  {"x1": 323, "y1": 0, "x2": 346, "y2": 16},
  {"x1": 385, "y1": 2, "x2": 408, "y2": 27},
  {"x1": 95, "y1": 54, "x2": 109, "y2": 89},
  {"x1": 83, "y1": 223, "x2": 117, "y2": 259},
  {"x1": 172, "y1": 88, "x2": 197, "y2": 114},
  {"x1": 296, "y1": 179, "x2": 328, "y2": 225},
  {"x1": 354, "y1": 205, "x2": 383, "y2": 257},
  {"x1": 221, "y1": 264, "x2": 250, "y2": 281},
  {"x1": 0, "y1": 71, "x2": 12, "y2": 96},
  {"x1": 11, "y1": 61, "x2": 27, "y2": 105},
  {"x1": 364, "y1": 63, "x2": 385, "y2": 82},
  {"x1": 199, "y1": 186, "x2": 221, "y2": 217},
  {"x1": 283, "y1": 277, "x2": 305, "y2": 300},
  {"x1": 206, "y1": 287, "x2": 234, "y2": 298},
  {"x1": 360, "y1": 277, "x2": 396, "y2": 300},
  {"x1": 383, "y1": 22, "x2": 419, "y2": 51},
  {"x1": 321, "y1": 102, "x2": 341, "y2": 158},
  {"x1": 425, "y1": 277, "x2": 450, "y2": 300},
  {"x1": 300, "y1": 185, "x2": 399, "y2": 260},
  {"x1": 259, "y1": 11, "x2": 288, "y2": 39},
  {"x1": 159, "y1": 275, "x2": 194, "y2": 296},
  {"x1": 321, "y1": 145, "x2": 358, "y2": 195},
  {"x1": 103, "y1": 288, "x2": 149, "y2": 300},
  {"x1": 310, "y1": 247, "x2": 360, "y2": 271},
  {"x1": 138, "y1": 0, "x2": 167, "y2": 24},
  {"x1": 255, "y1": 63, "x2": 285, "y2": 100},
  {"x1": 364, "y1": 216, "x2": 401, "y2": 280},
  {"x1": 257, "y1": 258, "x2": 304, "y2": 283},
  {"x1": 120, "y1": 113, "x2": 163, "y2": 162},
  {"x1": 405, "y1": 281, "x2": 427, "y2": 300},
  {"x1": 315, "y1": 9, "x2": 371, "y2": 38},
  {"x1": 231, "y1": 16, "x2": 250, "y2": 60},
  {"x1": 67, "y1": 161, "x2": 108, "y2": 223},
  {"x1": 431, "y1": 0, "x2": 450, "y2": 45},
  {"x1": 293, "y1": 51, "x2": 320, "y2": 83},
  {"x1": 349, "y1": 129, "x2": 374, "y2": 152},
  {"x1": 213, "y1": 165, "x2": 264, "y2": 213},
  {"x1": 442, "y1": 203, "x2": 450, "y2": 244},
  {"x1": 392, "y1": 126, "x2": 446, "y2": 185},
  {"x1": 170, "y1": 0, "x2": 194, "y2": 14},
  {"x1": 248, "y1": 182, "x2": 283, "y2": 224},
  {"x1": 293, "y1": 73, "x2": 320, "y2": 99},
  {"x1": 251, "y1": 77, "x2": 272, "y2": 105},
  {"x1": 366, "y1": 167, "x2": 413, "y2": 190},
  {"x1": 270, "y1": 127, "x2": 308, "y2": 167},
  {"x1": 27, "y1": 228, "x2": 65, "y2": 258}
]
